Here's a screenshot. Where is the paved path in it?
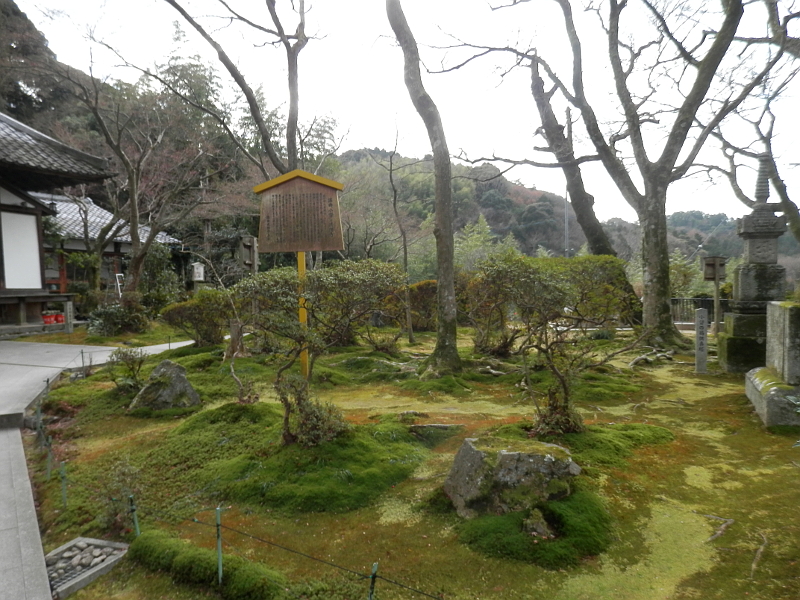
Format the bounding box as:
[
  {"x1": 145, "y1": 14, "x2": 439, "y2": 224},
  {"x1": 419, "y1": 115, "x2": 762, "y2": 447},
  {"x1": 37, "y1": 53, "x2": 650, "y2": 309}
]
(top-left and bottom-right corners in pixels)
[{"x1": 0, "y1": 339, "x2": 193, "y2": 600}]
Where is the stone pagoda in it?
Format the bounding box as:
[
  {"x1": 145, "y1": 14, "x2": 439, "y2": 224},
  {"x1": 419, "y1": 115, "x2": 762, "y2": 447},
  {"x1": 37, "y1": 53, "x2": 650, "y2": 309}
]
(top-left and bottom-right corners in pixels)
[{"x1": 718, "y1": 156, "x2": 787, "y2": 373}]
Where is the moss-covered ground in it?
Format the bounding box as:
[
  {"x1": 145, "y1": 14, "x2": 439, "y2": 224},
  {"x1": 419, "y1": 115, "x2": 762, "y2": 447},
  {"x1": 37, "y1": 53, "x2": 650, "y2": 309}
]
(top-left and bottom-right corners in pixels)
[{"x1": 25, "y1": 332, "x2": 800, "y2": 599}]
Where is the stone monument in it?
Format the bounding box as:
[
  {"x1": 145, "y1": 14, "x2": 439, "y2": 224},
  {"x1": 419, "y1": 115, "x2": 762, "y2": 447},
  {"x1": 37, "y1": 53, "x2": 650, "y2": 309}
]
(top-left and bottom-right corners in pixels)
[
  {"x1": 745, "y1": 302, "x2": 800, "y2": 427},
  {"x1": 718, "y1": 156, "x2": 787, "y2": 373}
]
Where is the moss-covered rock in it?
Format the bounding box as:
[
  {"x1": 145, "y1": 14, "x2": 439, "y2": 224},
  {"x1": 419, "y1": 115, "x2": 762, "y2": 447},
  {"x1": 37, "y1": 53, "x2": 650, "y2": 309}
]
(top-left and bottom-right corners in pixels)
[{"x1": 443, "y1": 437, "x2": 580, "y2": 519}]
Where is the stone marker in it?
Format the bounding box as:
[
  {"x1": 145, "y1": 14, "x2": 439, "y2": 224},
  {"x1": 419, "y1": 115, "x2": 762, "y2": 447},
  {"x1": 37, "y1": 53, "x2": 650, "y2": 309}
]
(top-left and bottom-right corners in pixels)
[
  {"x1": 695, "y1": 308, "x2": 708, "y2": 374},
  {"x1": 746, "y1": 302, "x2": 800, "y2": 427}
]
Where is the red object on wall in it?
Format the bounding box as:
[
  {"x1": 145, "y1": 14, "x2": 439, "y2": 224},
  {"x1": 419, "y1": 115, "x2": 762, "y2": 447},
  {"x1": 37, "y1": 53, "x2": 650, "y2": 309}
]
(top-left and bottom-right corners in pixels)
[
  {"x1": 55, "y1": 313, "x2": 64, "y2": 324},
  {"x1": 43, "y1": 314, "x2": 55, "y2": 324}
]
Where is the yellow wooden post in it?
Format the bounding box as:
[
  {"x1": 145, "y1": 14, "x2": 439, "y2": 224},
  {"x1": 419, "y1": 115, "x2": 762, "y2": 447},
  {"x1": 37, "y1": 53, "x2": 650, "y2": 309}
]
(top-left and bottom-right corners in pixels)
[{"x1": 297, "y1": 251, "x2": 309, "y2": 379}]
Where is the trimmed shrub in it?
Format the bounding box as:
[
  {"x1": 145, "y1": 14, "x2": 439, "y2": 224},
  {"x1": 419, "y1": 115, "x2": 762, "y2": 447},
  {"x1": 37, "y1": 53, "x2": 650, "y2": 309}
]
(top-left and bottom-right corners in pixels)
[
  {"x1": 161, "y1": 288, "x2": 232, "y2": 347},
  {"x1": 308, "y1": 260, "x2": 406, "y2": 346},
  {"x1": 384, "y1": 279, "x2": 438, "y2": 332},
  {"x1": 129, "y1": 529, "x2": 286, "y2": 599},
  {"x1": 127, "y1": 530, "x2": 186, "y2": 572},
  {"x1": 87, "y1": 302, "x2": 149, "y2": 336}
]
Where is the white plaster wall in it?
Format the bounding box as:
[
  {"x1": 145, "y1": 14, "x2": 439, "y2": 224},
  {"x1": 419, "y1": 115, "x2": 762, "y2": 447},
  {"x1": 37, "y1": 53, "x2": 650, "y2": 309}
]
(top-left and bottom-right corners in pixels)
[
  {"x1": 1, "y1": 211, "x2": 43, "y2": 289},
  {"x1": 0, "y1": 186, "x2": 33, "y2": 208}
]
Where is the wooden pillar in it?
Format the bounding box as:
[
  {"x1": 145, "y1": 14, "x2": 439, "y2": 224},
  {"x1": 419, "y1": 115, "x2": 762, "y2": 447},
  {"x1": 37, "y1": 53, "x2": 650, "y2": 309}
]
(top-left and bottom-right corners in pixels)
[{"x1": 297, "y1": 251, "x2": 309, "y2": 379}]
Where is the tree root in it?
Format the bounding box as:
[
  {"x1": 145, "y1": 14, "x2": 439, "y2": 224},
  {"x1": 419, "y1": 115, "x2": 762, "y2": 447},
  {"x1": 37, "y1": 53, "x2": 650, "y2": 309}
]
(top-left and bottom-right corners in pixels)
[
  {"x1": 629, "y1": 348, "x2": 675, "y2": 368},
  {"x1": 750, "y1": 532, "x2": 768, "y2": 579},
  {"x1": 693, "y1": 512, "x2": 735, "y2": 542}
]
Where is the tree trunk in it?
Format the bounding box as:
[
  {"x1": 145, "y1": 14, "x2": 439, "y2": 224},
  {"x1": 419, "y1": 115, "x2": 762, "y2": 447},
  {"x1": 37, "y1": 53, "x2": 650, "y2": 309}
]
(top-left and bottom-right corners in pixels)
[
  {"x1": 529, "y1": 64, "x2": 616, "y2": 256},
  {"x1": 387, "y1": 0, "x2": 460, "y2": 374},
  {"x1": 637, "y1": 192, "x2": 683, "y2": 345}
]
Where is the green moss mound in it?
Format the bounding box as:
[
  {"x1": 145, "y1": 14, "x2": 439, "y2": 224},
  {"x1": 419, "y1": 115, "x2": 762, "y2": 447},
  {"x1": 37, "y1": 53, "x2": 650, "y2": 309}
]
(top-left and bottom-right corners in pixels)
[
  {"x1": 145, "y1": 407, "x2": 429, "y2": 514},
  {"x1": 458, "y1": 491, "x2": 612, "y2": 569},
  {"x1": 573, "y1": 370, "x2": 642, "y2": 403},
  {"x1": 494, "y1": 422, "x2": 674, "y2": 469},
  {"x1": 558, "y1": 423, "x2": 674, "y2": 468},
  {"x1": 215, "y1": 419, "x2": 429, "y2": 512},
  {"x1": 400, "y1": 375, "x2": 471, "y2": 394},
  {"x1": 129, "y1": 530, "x2": 286, "y2": 600},
  {"x1": 175, "y1": 402, "x2": 279, "y2": 434}
]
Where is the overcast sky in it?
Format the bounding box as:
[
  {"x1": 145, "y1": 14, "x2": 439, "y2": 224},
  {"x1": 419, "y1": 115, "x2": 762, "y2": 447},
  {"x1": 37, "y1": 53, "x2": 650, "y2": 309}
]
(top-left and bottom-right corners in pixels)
[{"x1": 15, "y1": 0, "x2": 800, "y2": 223}]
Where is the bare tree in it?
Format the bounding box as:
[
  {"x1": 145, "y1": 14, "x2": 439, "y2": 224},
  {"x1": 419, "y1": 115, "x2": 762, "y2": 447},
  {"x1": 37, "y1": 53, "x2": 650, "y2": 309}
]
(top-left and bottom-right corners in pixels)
[
  {"x1": 162, "y1": 0, "x2": 308, "y2": 174},
  {"x1": 702, "y1": 89, "x2": 800, "y2": 242},
  {"x1": 387, "y1": 0, "x2": 461, "y2": 374},
  {"x1": 441, "y1": 0, "x2": 785, "y2": 344},
  {"x1": 54, "y1": 66, "x2": 232, "y2": 302}
]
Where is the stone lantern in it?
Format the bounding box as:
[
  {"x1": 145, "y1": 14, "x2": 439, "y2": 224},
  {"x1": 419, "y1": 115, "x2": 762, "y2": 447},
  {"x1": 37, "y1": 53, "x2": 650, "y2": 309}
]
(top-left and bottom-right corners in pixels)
[{"x1": 718, "y1": 155, "x2": 787, "y2": 372}]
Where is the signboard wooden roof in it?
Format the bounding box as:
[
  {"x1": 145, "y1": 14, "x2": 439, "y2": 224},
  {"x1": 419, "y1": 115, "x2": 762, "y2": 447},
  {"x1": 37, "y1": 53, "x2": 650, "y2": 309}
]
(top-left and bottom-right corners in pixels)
[{"x1": 254, "y1": 170, "x2": 345, "y2": 253}]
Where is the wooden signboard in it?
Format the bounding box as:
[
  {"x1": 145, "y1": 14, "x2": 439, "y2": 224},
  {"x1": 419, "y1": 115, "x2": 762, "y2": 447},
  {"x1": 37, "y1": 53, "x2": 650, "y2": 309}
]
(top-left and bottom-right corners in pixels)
[
  {"x1": 702, "y1": 256, "x2": 726, "y2": 282},
  {"x1": 254, "y1": 170, "x2": 345, "y2": 253}
]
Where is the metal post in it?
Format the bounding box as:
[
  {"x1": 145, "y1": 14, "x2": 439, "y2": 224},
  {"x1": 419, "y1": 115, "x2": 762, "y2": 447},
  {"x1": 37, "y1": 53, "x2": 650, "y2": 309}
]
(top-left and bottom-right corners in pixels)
[
  {"x1": 36, "y1": 396, "x2": 43, "y2": 445},
  {"x1": 60, "y1": 462, "x2": 67, "y2": 509},
  {"x1": 129, "y1": 495, "x2": 141, "y2": 537},
  {"x1": 46, "y1": 437, "x2": 52, "y2": 481},
  {"x1": 80, "y1": 350, "x2": 85, "y2": 371},
  {"x1": 216, "y1": 506, "x2": 223, "y2": 586},
  {"x1": 297, "y1": 251, "x2": 309, "y2": 379},
  {"x1": 368, "y1": 563, "x2": 378, "y2": 600}
]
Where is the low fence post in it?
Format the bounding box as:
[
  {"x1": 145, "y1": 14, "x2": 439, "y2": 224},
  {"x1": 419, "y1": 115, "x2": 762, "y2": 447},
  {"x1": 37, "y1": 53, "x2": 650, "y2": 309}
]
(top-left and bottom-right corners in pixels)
[
  {"x1": 368, "y1": 562, "x2": 378, "y2": 600},
  {"x1": 129, "y1": 495, "x2": 141, "y2": 537},
  {"x1": 45, "y1": 436, "x2": 53, "y2": 481},
  {"x1": 216, "y1": 506, "x2": 223, "y2": 587},
  {"x1": 59, "y1": 462, "x2": 67, "y2": 509}
]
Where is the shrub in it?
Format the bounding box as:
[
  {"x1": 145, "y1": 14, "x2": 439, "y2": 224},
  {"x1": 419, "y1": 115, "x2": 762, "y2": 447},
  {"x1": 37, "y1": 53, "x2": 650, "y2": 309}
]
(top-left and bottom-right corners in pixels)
[
  {"x1": 137, "y1": 242, "x2": 184, "y2": 317},
  {"x1": 464, "y1": 253, "x2": 640, "y2": 433},
  {"x1": 87, "y1": 303, "x2": 149, "y2": 336},
  {"x1": 161, "y1": 288, "x2": 232, "y2": 347},
  {"x1": 384, "y1": 279, "x2": 438, "y2": 332},
  {"x1": 106, "y1": 347, "x2": 148, "y2": 390},
  {"x1": 276, "y1": 374, "x2": 350, "y2": 447},
  {"x1": 308, "y1": 260, "x2": 406, "y2": 346}
]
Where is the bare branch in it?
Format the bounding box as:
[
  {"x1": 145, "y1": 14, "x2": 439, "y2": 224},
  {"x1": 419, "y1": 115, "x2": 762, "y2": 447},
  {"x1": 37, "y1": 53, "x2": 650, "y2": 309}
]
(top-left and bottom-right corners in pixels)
[{"x1": 162, "y1": 0, "x2": 288, "y2": 173}]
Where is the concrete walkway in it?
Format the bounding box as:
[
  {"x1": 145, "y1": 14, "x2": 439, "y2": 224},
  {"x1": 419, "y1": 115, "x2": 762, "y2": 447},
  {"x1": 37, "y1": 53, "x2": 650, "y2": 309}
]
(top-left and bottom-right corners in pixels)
[{"x1": 0, "y1": 339, "x2": 193, "y2": 600}]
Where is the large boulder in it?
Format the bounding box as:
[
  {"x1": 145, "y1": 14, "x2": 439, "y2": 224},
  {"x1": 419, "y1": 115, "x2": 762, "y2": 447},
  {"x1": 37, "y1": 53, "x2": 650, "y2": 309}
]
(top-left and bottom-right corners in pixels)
[
  {"x1": 443, "y1": 437, "x2": 581, "y2": 519},
  {"x1": 128, "y1": 360, "x2": 201, "y2": 411}
]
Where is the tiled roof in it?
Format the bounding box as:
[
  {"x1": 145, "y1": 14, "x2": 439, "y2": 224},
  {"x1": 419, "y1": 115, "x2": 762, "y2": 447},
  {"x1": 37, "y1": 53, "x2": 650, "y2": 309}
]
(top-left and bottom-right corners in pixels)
[
  {"x1": 0, "y1": 112, "x2": 112, "y2": 191},
  {"x1": 31, "y1": 193, "x2": 180, "y2": 245}
]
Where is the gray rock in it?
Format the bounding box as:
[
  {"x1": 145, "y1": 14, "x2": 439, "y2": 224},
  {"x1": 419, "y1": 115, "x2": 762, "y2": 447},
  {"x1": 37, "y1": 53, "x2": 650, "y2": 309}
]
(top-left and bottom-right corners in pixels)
[
  {"x1": 523, "y1": 508, "x2": 553, "y2": 538},
  {"x1": 129, "y1": 360, "x2": 201, "y2": 411},
  {"x1": 443, "y1": 437, "x2": 581, "y2": 519}
]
